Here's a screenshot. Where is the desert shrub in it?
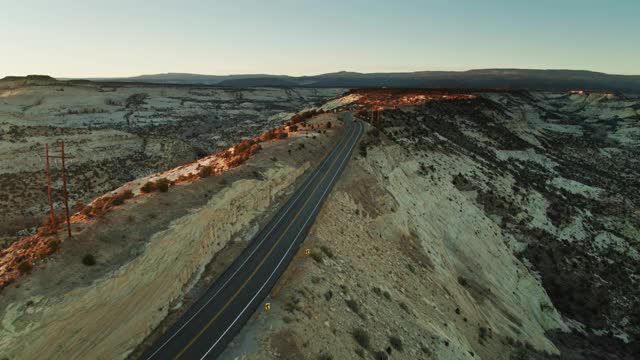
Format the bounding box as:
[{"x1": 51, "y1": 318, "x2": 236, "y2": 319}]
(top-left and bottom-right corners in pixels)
[
  {"x1": 47, "y1": 239, "x2": 61, "y2": 253},
  {"x1": 317, "y1": 353, "x2": 333, "y2": 360},
  {"x1": 141, "y1": 181, "x2": 156, "y2": 193},
  {"x1": 198, "y1": 166, "x2": 213, "y2": 178},
  {"x1": 279, "y1": 132, "x2": 288, "y2": 139},
  {"x1": 105, "y1": 98, "x2": 121, "y2": 106},
  {"x1": 289, "y1": 109, "x2": 318, "y2": 124},
  {"x1": 289, "y1": 125, "x2": 299, "y2": 132},
  {"x1": 399, "y1": 301, "x2": 411, "y2": 314},
  {"x1": 249, "y1": 143, "x2": 262, "y2": 155},
  {"x1": 359, "y1": 142, "x2": 368, "y2": 157},
  {"x1": 121, "y1": 189, "x2": 134, "y2": 199},
  {"x1": 389, "y1": 336, "x2": 403, "y2": 351},
  {"x1": 407, "y1": 263, "x2": 416, "y2": 274},
  {"x1": 370, "y1": 128, "x2": 380, "y2": 137},
  {"x1": 478, "y1": 326, "x2": 492, "y2": 344},
  {"x1": 17, "y1": 260, "x2": 33, "y2": 273},
  {"x1": 112, "y1": 189, "x2": 134, "y2": 205},
  {"x1": 351, "y1": 328, "x2": 370, "y2": 349},
  {"x1": 235, "y1": 140, "x2": 252, "y2": 153},
  {"x1": 320, "y1": 245, "x2": 334, "y2": 258},
  {"x1": 310, "y1": 251, "x2": 323, "y2": 263},
  {"x1": 156, "y1": 178, "x2": 170, "y2": 192},
  {"x1": 125, "y1": 93, "x2": 147, "y2": 108},
  {"x1": 82, "y1": 254, "x2": 96, "y2": 266},
  {"x1": 326, "y1": 121, "x2": 332, "y2": 129},
  {"x1": 546, "y1": 202, "x2": 574, "y2": 227},
  {"x1": 345, "y1": 299, "x2": 362, "y2": 317},
  {"x1": 81, "y1": 205, "x2": 94, "y2": 217},
  {"x1": 373, "y1": 351, "x2": 388, "y2": 360},
  {"x1": 284, "y1": 295, "x2": 302, "y2": 313}
]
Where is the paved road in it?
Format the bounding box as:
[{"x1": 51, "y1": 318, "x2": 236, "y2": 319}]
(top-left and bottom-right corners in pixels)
[{"x1": 143, "y1": 113, "x2": 364, "y2": 360}]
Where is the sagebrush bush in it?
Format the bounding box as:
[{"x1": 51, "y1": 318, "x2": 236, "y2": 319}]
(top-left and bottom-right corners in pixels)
[
  {"x1": 389, "y1": 336, "x2": 403, "y2": 351},
  {"x1": 310, "y1": 251, "x2": 323, "y2": 263},
  {"x1": 82, "y1": 254, "x2": 96, "y2": 266},
  {"x1": 47, "y1": 239, "x2": 61, "y2": 252},
  {"x1": 156, "y1": 178, "x2": 170, "y2": 192},
  {"x1": 17, "y1": 260, "x2": 33, "y2": 273},
  {"x1": 198, "y1": 166, "x2": 213, "y2": 178},
  {"x1": 320, "y1": 245, "x2": 334, "y2": 258},
  {"x1": 141, "y1": 181, "x2": 156, "y2": 193},
  {"x1": 373, "y1": 351, "x2": 388, "y2": 360},
  {"x1": 352, "y1": 328, "x2": 370, "y2": 349}
]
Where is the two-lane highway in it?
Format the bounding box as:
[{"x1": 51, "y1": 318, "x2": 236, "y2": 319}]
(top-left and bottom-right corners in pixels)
[{"x1": 143, "y1": 113, "x2": 364, "y2": 359}]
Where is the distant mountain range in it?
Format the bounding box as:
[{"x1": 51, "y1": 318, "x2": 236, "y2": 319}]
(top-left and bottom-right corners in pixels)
[
  {"x1": 94, "y1": 69, "x2": 640, "y2": 92},
  {"x1": 5, "y1": 69, "x2": 640, "y2": 93}
]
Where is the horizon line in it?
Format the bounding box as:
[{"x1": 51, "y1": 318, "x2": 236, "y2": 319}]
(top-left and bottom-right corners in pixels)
[{"x1": 3, "y1": 67, "x2": 640, "y2": 80}]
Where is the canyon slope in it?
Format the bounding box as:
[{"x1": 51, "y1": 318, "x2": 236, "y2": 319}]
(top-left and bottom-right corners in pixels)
[{"x1": 221, "y1": 90, "x2": 640, "y2": 360}]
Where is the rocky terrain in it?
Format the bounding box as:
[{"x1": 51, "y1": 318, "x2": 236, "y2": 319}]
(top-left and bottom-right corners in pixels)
[
  {"x1": 0, "y1": 105, "x2": 344, "y2": 359},
  {"x1": 0, "y1": 86, "x2": 638, "y2": 360},
  {"x1": 0, "y1": 78, "x2": 343, "y2": 243},
  {"x1": 221, "y1": 90, "x2": 640, "y2": 359}
]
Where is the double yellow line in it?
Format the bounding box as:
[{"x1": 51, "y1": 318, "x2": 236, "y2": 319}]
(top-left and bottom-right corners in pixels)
[{"x1": 174, "y1": 120, "x2": 362, "y2": 359}]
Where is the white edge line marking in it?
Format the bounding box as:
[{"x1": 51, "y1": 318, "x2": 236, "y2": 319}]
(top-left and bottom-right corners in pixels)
[
  {"x1": 145, "y1": 117, "x2": 355, "y2": 359},
  {"x1": 198, "y1": 122, "x2": 362, "y2": 359}
]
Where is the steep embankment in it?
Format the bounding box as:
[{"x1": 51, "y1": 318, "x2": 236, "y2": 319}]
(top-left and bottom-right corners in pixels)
[
  {"x1": 1, "y1": 165, "x2": 304, "y2": 359},
  {"x1": 222, "y1": 133, "x2": 566, "y2": 360},
  {"x1": 221, "y1": 91, "x2": 640, "y2": 360}
]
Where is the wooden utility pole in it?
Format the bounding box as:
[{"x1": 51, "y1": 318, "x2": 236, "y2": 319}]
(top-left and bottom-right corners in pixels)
[
  {"x1": 44, "y1": 144, "x2": 55, "y2": 225},
  {"x1": 58, "y1": 140, "x2": 71, "y2": 238},
  {"x1": 41, "y1": 140, "x2": 73, "y2": 237}
]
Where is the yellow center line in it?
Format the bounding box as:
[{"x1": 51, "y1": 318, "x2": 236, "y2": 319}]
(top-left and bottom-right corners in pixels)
[{"x1": 174, "y1": 121, "x2": 360, "y2": 359}]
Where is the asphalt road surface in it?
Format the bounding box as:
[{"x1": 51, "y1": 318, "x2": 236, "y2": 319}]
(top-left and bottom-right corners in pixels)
[{"x1": 143, "y1": 113, "x2": 364, "y2": 359}]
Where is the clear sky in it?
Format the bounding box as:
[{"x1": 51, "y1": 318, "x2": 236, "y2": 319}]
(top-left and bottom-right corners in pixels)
[{"x1": 1, "y1": 0, "x2": 638, "y2": 78}]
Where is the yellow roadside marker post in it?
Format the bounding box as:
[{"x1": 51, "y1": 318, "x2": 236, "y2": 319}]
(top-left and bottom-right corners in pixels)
[
  {"x1": 264, "y1": 303, "x2": 271, "y2": 311},
  {"x1": 305, "y1": 249, "x2": 310, "y2": 255}
]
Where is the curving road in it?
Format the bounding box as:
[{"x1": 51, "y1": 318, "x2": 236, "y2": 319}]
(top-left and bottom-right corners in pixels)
[{"x1": 142, "y1": 113, "x2": 364, "y2": 360}]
